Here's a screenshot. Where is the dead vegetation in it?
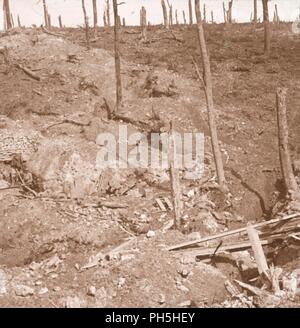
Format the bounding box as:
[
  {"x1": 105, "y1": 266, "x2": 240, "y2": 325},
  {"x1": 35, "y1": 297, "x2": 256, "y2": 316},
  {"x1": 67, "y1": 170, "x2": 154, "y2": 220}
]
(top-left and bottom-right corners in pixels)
[{"x1": 0, "y1": 0, "x2": 300, "y2": 309}]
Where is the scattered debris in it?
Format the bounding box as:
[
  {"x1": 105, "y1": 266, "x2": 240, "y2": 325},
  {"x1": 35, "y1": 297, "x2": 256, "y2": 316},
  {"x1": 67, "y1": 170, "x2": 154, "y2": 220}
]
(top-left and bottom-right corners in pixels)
[
  {"x1": 64, "y1": 296, "x2": 86, "y2": 308},
  {"x1": 146, "y1": 230, "x2": 156, "y2": 238},
  {"x1": 14, "y1": 285, "x2": 35, "y2": 297},
  {"x1": 87, "y1": 286, "x2": 97, "y2": 297}
]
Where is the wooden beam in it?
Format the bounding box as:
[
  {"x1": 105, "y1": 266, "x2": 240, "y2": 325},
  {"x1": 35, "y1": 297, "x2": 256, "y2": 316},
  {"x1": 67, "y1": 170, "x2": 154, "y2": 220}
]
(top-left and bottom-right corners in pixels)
[
  {"x1": 169, "y1": 121, "x2": 182, "y2": 229},
  {"x1": 247, "y1": 226, "x2": 269, "y2": 276},
  {"x1": 276, "y1": 88, "x2": 298, "y2": 193},
  {"x1": 167, "y1": 213, "x2": 300, "y2": 251}
]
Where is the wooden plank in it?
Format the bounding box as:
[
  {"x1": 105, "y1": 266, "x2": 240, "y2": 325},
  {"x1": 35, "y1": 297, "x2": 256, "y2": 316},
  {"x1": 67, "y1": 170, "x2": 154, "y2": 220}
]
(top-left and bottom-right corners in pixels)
[
  {"x1": 155, "y1": 198, "x2": 167, "y2": 212},
  {"x1": 167, "y1": 213, "x2": 300, "y2": 251},
  {"x1": 174, "y1": 239, "x2": 270, "y2": 259},
  {"x1": 164, "y1": 197, "x2": 173, "y2": 210},
  {"x1": 247, "y1": 226, "x2": 269, "y2": 276}
]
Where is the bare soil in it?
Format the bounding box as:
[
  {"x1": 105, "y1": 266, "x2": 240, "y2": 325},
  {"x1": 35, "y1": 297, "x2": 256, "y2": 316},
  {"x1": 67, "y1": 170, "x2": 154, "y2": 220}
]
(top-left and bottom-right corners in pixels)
[{"x1": 0, "y1": 23, "x2": 300, "y2": 308}]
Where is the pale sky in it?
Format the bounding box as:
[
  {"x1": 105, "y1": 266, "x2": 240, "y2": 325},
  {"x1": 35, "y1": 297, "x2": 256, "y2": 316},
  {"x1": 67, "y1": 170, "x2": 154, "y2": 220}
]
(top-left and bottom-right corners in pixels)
[{"x1": 1, "y1": 0, "x2": 299, "y2": 29}]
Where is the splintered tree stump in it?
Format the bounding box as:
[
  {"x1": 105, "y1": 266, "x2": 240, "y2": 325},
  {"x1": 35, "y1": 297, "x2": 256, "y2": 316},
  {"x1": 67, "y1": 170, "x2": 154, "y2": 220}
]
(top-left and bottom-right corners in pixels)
[
  {"x1": 10, "y1": 14, "x2": 14, "y2": 28},
  {"x1": 262, "y1": 0, "x2": 271, "y2": 55},
  {"x1": 140, "y1": 6, "x2": 147, "y2": 41},
  {"x1": 58, "y1": 15, "x2": 63, "y2": 28},
  {"x1": 223, "y1": 2, "x2": 227, "y2": 24},
  {"x1": 169, "y1": 122, "x2": 182, "y2": 229},
  {"x1": 183, "y1": 10, "x2": 187, "y2": 25},
  {"x1": 253, "y1": 0, "x2": 258, "y2": 25},
  {"x1": 3, "y1": 0, "x2": 12, "y2": 30},
  {"x1": 17, "y1": 15, "x2": 22, "y2": 28},
  {"x1": 166, "y1": 1, "x2": 173, "y2": 27},
  {"x1": 92, "y1": 0, "x2": 98, "y2": 35},
  {"x1": 227, "y1": 0, "x2": 234, "y2": 23},
  {"x1": 194, "y1": 0, "x2": 226, "y2": 190},
  {"x1": 274, "y1": 4, "x2": 279, "y2": 23},
  {"x1": 112, "y1": 0, "x2": 123, "y2": 112},
  {"x1": 188, "y1": 0, "x2": 193, "y2": 25},
  {"x1": 161, "y1": 0, "x2": 169, "y2": 28},
  {"x1": 103, "y1": 12, "x2": 107, "y2": 27},
  {"x1": 276, "y1": 88, "x2": 298, "y2": 194},
  {"x1": 106, "y1": 0, "x2": 111, "y2": 26},
  {"x1": 246, "y1": 226, "x2": 269, "y2": 277},
  {"x1": 81, "y1": 0, "x2": 90, "y2": 50},
  {"x1": 42, "y1": 0, "x2": 49, "y2": 28}
]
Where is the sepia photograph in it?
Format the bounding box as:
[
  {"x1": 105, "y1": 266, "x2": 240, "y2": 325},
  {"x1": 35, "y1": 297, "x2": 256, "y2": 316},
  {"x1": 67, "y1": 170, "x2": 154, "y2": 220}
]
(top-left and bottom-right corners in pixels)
[{"x1": 0, "y1": 0, "x2": 300, "y2": 310}]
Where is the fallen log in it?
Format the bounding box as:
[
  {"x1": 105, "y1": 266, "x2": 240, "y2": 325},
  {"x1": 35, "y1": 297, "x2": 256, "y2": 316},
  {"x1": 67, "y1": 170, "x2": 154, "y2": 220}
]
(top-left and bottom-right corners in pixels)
[
  {"x1": 16, "y1": 64, "x2": 41, "y2": 81},
  {"x1": 102, "y1": 97, "x2": 166, "y2": 133},
  {"x1": 46, "y1": 118, "x2": 91, "y2": 130},
  {"x1": 167, "y1": 213, "x2": 300, "y2": 251},
  {"x1": 82, "y1": 201, "x2": 128, "y2": 209},
  {"x1": 41, "y1": 25, "x2": 65, "y2": 38}
]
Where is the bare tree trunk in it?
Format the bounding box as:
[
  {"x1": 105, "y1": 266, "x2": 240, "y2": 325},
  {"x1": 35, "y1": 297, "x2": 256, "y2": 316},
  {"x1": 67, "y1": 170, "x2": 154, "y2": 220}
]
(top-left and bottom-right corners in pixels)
[
  {"x1": 122, "y1": 17, "x2": 126, "y2": 27},
  {"x1": 276, "y1": 88, "x2": 298, "y2": 194},
  {"x1": 169, "y1": 5, "x2": 173, "y2": 27},
  {"x1": 188, "y1": 0, "x2": 193, "y2": 25},
  {"x1": 93, "y1": 0, "x2": 98, "y2": 35},
  {"x1": 17, "y1": 15, "x2": 21, "y2": 28},
  {"x1": 3, "y1": 4, "x2": 7, "y2": 30},
  {"x1": 3, "y1": 0, "x2": 12, "y2": 30},
  {"x1": 253, "y1": 0, "x2": 258, "y2": 25},
  {"x1": 112, "y1": 0, "x2": 123, "y2": 112},
  {"x1": 203, "y1": 4, "x2": 206, "y2": 23},
  {"x1": 10, "y1": 13, "x2": 14, "y2": 28},
  {"x1": 275, "y1": 4, "x2": 279, "y2": 23},
  {"x1": 47, "y1": 13, "x2": 51, "y2": 28},
  {"x1": 82, "y1": 0, "x2": 90, "y2": 50},
  {"x1": 273, "y1": 11, "x2": 276, "y2": 23},
  {"x1": 140, "y1": 6, "x2": 147, "y2": 41},
  {"x1": 211, "y1": 11, "x2": 214, "y2": 24},
  {"x1": 103, "y1": 11, "x2": 107, "y2": 27},
  {"x1": 166, "y1": 1, "x2": 173, "y2": 27},
  {"x1": 228, "y1": 0, "x2": 234, "y2": 24},
  {"x1": 183, "y1": 10, "x2": 187, "y2": 25},
  {"x1": 58, "y1": 15, "x2": 63, "y2": 28},
  {"x1": 223, "y1": 2, "x2": 227, "y2": 24},
  {"x1": 161, "y1": 0, "x2": 169, "y2": 28},
  {"x1": 42, "y1": 0, "x2": 49, "y2": 28},
  {"x1": 169, "y1": 122, "x2": 183, "y2": 229},
  {"x1": 194, "y1": 0, "x2": 226, "y2": 190},
  {"x1": 262, "y1": 0, "x2": 271, "y2": 55},
  {"x1": 106, "y1": 0, "x2": 111, "y2": 26},
  {"x1": 175, "y1": 10, "x2": 179, "y2": 25}
]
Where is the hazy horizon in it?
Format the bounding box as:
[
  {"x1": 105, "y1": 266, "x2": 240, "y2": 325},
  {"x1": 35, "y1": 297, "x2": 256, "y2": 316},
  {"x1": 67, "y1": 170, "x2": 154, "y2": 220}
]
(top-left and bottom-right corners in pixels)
[{"x1": 1, "y1": 0, "x2": 300, "y2": 29}]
